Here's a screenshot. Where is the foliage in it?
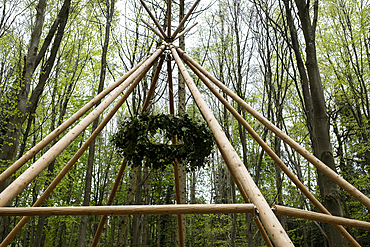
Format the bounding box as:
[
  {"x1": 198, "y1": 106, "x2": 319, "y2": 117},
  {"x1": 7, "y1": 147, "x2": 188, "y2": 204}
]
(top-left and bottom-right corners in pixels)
[{"x1": 111, "y1": 113, "x2": 214, "y2": 171}]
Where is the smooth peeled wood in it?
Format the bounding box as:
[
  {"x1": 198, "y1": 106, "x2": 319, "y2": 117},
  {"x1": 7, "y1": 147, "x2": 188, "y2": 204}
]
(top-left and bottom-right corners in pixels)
[
  {"x1": 273, "y1": 205, "x2": 370, "y2": 231},
  {"x1": 0, "y1": 46, "x2": 165, "y2": 207},
  {"x1": 141, "y1": 19, "x2": 165, "y2": 40},
  {"x1": 0, "y1": 56, "x2": 150, "y2": 186},
  {"x1": 0, "y1": 60, "x2": 156, "y2": 247},
  {"x1": 177, "y1": 47, "x2": 370, "y2": 211},
  {"x1": 173, "y1": 22, "x2": 198, "y2": 41},
  {"x1": 92, "y1": 57, "x2": 164, "y2": 247},
  {"x1": 0, "y1": 204, "x2": 255, "y2": 216},
  {"x1": 139, "y1": 0, "x2": 166, "y2": 38},
  {"x1": 170, "y1": 45, "x2": 294, "y2": 247},
  {"x1": 171, "y1": 0, "x2": 200, "y2": 38},
  {"x1": 185, "y1": 60, "x2": 359, "y2": 247}
]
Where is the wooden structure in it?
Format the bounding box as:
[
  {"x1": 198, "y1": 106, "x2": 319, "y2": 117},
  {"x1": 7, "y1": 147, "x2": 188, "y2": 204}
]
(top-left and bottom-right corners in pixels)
[{"x1": 0, "y1": 1, "x2": 369, "y2": 246}]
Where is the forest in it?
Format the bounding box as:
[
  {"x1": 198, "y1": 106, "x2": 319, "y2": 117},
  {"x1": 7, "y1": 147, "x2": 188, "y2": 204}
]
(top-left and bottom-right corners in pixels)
[{"x1": 0, "y1": 0, "x2": 370, "y2": 246}]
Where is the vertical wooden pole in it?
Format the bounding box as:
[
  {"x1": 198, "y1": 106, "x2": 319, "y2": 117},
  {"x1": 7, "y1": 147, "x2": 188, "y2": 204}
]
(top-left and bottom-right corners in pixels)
[
  {"x1": 171, "y1": 45, "x2": 293, "y2": 247},
  {"x1": 0, "y1": 46, "x2": 165, "y2": 208},
  {"x1": 177, "y1": 47, "x2": 370, "y2": 211},
  {"x1": 91, "y1": 57, "x2": 165, "y2": 247},
  {"x1": 0, "y1": 56, "x2": 150, "y2": 185},
  {"x1": 167, "y1": 0, "x2": 172, "y2": 37},
  {"x1": 187, "y1": 60, "x2": 359, "y2": 247},
  {"x1": 167, "y1": 59, "x2": 185, "y2": 247}
]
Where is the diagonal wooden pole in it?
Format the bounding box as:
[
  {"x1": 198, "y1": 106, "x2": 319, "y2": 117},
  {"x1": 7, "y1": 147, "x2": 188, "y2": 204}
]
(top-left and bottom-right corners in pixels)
[
  {"x1": 0, "y1": 58, "x2": 158, "y2": 247},
  {"x1": 91, "y1": 158, "x2": 127, "y2": 247},
  {"x1": 170, "y1": 45, "x2": 294, "y2": 247},
  {"x1": 142, "y1": 57, "x2": 165, "y2": 112},
  {"x1": 215, "y1": 141, "x2": 273, "y2": 247},
  {"x1": 172, "y1": 0, "x2": 200, "y2": 38},
  {"x1": 177, "y1": 47, "x2": 370, "y2": 211},
  {"x1": 141, "y1": 19, "x2": 165, "y2": 40},
  {"x1": 167, "y1": 59, "x2": 185, "y2": 247},
  {"x1": 139, "y1": 0, "x2": 167, "y2": 38},
  {"x1": 91, "y1": 57, "x2": 165, "y2": 247},
  {"x1": 0, "y1": 56, "x2": 150, "y2": 186},
  {"x1": 0, "y1": 45, "x2": 165, "y2": 208},
  {"x1": 186, "y1": 60, "x2": 360, "y2": 247},
  {"x1": 173, "y1": 22, "x2": 198, "y2": 41}
]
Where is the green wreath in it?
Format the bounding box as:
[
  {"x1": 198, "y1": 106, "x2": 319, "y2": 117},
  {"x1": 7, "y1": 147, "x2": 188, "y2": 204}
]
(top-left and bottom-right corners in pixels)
[{"x1": 111, "y1": 113, "x2": 214, "y2": 171}]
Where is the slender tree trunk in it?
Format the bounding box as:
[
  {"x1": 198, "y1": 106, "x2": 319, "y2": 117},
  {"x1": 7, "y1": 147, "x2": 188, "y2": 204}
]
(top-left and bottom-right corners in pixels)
[
  {"x1": 142, "y1": 166, "x2": 149, "y2": 246},
  {"x1": 116, "y1": 166, "x2": 139, "y2": 247},
  {"x1": 285, "y1": 0, "x2": 347, "y2": 246},
  {"x1": 77, "y1": 1, "x2": 115, "y2": 246},
  {"x1": 131, "y1": 167, "x2": 142, "y2": 246},
  {"x1": 177, "y1": 0, "x2": 186, "y2": 245},
  {"x1": 0, "y1": 0, "x2": 46, "y2": 195}
]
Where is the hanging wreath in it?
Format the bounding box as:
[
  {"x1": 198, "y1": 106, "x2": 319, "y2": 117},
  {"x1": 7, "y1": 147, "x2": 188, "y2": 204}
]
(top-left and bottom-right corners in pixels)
[{"x1": 111, "y1": 113, "x2": 214, "y2": 171}]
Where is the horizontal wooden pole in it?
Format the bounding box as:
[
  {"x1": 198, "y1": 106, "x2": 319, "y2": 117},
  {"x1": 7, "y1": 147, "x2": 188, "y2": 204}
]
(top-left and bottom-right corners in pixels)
[
  {"x1": 0, "y1": 204, "x2": 255, "y2": 216},
  {"x1": 273, "y1": 205, "x2": 370, "y2": 231}
]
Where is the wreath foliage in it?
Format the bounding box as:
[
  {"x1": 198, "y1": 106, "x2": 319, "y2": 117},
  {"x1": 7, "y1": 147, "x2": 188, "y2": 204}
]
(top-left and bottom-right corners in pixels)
[{"x1": 111, "y1": 113, "x2": 214, "y2": 170}]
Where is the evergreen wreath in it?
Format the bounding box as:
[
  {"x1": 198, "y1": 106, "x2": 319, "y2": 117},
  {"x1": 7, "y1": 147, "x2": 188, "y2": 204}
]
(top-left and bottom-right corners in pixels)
[{"x1": 111, "y1": 113, "x2": 214, "y2": 171}]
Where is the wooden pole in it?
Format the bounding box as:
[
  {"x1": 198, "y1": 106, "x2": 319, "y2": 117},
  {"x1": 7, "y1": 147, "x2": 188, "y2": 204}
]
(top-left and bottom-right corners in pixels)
[
  {"x1": 186, "y1": 60, "x2": 360, "y2": 247},
  {"x1": 215, "y1": 141, "x2": 273, "y2": 247},
  {"x1": 273, "y1": 205, "x2": 370, "y2": 231},
  {"x1": 142, "y1": 57, "x2": 165, "y2": 112},
  {"x1": 139, "y1": 0, "x2": 167, "y2": 38},
  {"x1": 0, "y1": 60, "x2": 156, "y2": 247},
  {"x1": 141, "y1": 19, "x2": 165, "y2": 40},
  {"x1": 172, "y1": 0, "x2": 200, "y2": 38},
  {"x1": 173, "y1": 22, "x2": 198, "y2": 41},
  {"x1": 0, "y1": 204, "x2": 255, "y2": 216},
  {"x1": 167, "y1": 0, "x2": 172, "y2": 37},
  {"x1": 167, "y1": 59, "x2": 185, "y2": 247},
  {"x1": 91, "y1": 159, "x2": 127, "y2": 247},
  {"x1": 91, "y1": 57, "x2": 165, "y2": 247},
  {"x1": 177, "y1": 47, "x2": 370, "y2": 210},
  {"x1": 0, "y1": 56, "x2": 150, "y2": 185},
  {"x1": 0, "y1": 46, "x2": 165, "y2": 208},
  {"x1": 170, "y1": 45, "x2": 293, "y2": 247},
  {"x1": 168, "y1": 60, "x2": 175, "y2": 115}
]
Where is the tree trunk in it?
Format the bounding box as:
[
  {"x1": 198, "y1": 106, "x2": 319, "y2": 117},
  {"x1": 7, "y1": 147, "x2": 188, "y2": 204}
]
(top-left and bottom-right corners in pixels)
[
  {"x1": 116, "y1": 166, "x2": 139, "y2": 247},
  {"x1": 77, "y1": 0, "x2": 114, "y2": 246},
  {"x1": 177, "y1": 0, "x2": 186, "y2": 245},
  {"x1": 286, "y1": 0, "x2": 347, "y2": 246},
  {"x1": 0, "y1": 0, "x2": 46, "y2": 191},
  {"x1": 131, "y1": 167, "x2": 142, "y2": 246}
]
